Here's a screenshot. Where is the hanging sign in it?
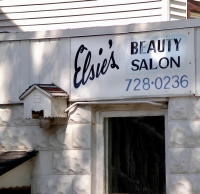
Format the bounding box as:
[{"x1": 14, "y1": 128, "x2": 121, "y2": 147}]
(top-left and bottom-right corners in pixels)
[{"x1": 71, "y1": 28, "x2": 195, "y2": 100}]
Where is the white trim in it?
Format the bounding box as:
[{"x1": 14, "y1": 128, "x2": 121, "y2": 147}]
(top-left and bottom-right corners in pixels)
[
  {"x1": 19, "y1": 85, "x2": 52, "y2": 100},
  {"x1": 195, "y1": 27, "x2": 200, "y2": 95},
  {"x1": 0, "y1": 0, "x2": 156, "y2": 7},
  {"x1": 165, "y1": 108, "x2": 169, "y2": 194},
  {"x1": 94, "y1": 108, "x2": 168, "y2": 194},
  {"x1": 65, "y1": 100, "x2": 164, "y2": 112},
  {"x1": 1, "y1": 19, "x2": 200, "y2": 41},
  {"x1": 0, "y1": 101, "x2": 23, "y2": 105},
  {"x1": 0, "y1": 9, "x2": 162, "y2": 27},
  {"x1": 162, "y1": 0, "x2": 170, "y2": 21},
  {"x1": 186, "y1": 0, "x2": 188, "y2": 20},
  {"x1": 0, "y1": 1, "x2": 161, "y2": 16}
]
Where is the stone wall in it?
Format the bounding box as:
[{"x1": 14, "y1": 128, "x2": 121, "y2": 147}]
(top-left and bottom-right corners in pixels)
[
  {"x1": 2, "y1": 98, "x2": 200, "y2": 194},
  {"x1": 0, "y1": 104, "x2": 92, "y2": 194},
  {"x1": 168, "y1": 97, "x2": 200, "y2": 194}
]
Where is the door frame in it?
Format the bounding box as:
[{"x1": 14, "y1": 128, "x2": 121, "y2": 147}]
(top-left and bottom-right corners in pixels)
[{"x1": 94, "y1": 108, "x2": 168, "y2": 194}]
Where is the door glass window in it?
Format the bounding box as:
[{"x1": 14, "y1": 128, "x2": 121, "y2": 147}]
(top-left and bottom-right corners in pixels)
[{"x1": 106, "y1": 116, "x2": 165, "y2": 194}]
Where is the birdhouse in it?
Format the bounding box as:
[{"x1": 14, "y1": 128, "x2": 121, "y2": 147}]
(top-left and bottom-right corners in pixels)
[{"x1": 19, "y1": 84, "x2": 68, "y2": 119}]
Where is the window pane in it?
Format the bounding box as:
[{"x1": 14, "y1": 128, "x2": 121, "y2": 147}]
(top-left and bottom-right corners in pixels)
[{"x1": 107, "y1": 116, "x2": 165, "y2": 194}]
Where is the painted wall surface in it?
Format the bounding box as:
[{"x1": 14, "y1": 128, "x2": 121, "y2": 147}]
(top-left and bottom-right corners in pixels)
[
  {"x1": 0, "y1": 0, "x2": 187, "y2": 32},
  {"x1": 0, "y1": 104, "x2": 92, "y2": 193},
  {"x1": 0, "y1": 38, "x2": 70, "y2": 104},
  {"x1": 0, "y1": 19, "x2": 200, "y2": 194},
  {"x1": 170, "y1": 0, "x2": 187, "y2": 20},
  {"x1": 168, "y1": 97, "x2": 200, "y2": 194},
  {"x1": 0, "y1": 97, "x2": 200, "y2": 193},
  {"x1": 0, "y1": 0, "x2": 163, "y2": 32}
]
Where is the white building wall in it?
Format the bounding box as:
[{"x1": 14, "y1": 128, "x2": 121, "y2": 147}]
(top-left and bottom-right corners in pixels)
[
  {"x1": 1, "y1": 98, "x2": 200, "y2": 193},
  {"x1": 32, "y1": 105, "x2": 92, "y2": 194},
  {"x1": 0, "y1": 19, "x2": 200, "y2": 193},
  {"x1": 0, "y1": 19, "x2": 197, "y2": 105},
  {"x1": 0, "y1": 0, "x2": 177, "y2": 32},
  {"x1": 170, "y1": 0, "x2": 187, "y2": 20},
  {"x1": 168, "y1": 97, "x2": 200, "y2": 194},
  {"x1": 0, "y1": 38, "x2": 70, "y2": 104},
  {"x1": 0, "y1": 104, "x2": 92, "y2": 193}
]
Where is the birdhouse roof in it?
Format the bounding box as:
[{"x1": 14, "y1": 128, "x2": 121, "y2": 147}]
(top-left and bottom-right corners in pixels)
[{"x1": 19, "y1": 83, "x2": 69, "y2": 100}]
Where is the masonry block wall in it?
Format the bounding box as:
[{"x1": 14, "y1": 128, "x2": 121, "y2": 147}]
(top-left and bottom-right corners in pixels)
[
  {"x1": 168, "y1": 97, "x2": 200, "y2": 194},
  {"x1": 0, "y1": 104, "x2": 92, "y2": 194},
  {"x1": 2, "y1": 98, "x2": 200, "y2": 193}
]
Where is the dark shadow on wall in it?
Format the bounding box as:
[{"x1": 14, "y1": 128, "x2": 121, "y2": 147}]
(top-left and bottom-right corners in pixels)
[
  {"x1": 0, "y1": 7, "x2": 22, "y2": 33},
  {"x1": 0, "y1": 6, "x2": 71, "y2": 103}
]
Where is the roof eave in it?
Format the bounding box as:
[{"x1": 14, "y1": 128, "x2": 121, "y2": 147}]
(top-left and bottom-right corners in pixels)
[{"x1": 19, "y1": 85, "x2": 52, "y2": 100}]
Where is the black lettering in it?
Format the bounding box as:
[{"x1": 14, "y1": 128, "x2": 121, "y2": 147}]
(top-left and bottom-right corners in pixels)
[
  {"x1": 131, "y1": 42, "x2": 138, "y2": 54},
  {"x1": 159, "y1": 57, "x2": 169, "y2": 69},
  {"x1": 108, "y1": 39, "x2": 112, "y2": 48},
  {"x1": 140, "y1": 41, "x2": 146, "y2": 54},
  {"x1": 109, "y1": 51, "x2": 119, "y2": 69},
  {"x1": 174, "y1": 38, "x2": 181, "y2": 51},
  {"x1": 149, "y1": 58, "x2": 158, "y2": 70},
  {"x1": 167, "y1": 39, "x2": 173, "y2": 52},
  {"x1": 96, "y1": 63, "x2": 101, "y2": 78},
  {"x1": 99, "y1": 48, "x2": 103, "y2": 55},
  {"x1": 147, "y1": 40, "x2": 156, "y2": 53},
  {"x1": 158, "y1": 39, "x2": 165, "y2": 52},
  {"x1": 140, "y1": 59, "x2": 148, "y2": 70},
  {"x1": 89, "y1": 64, "x2": 95, "y2": 81},
  {"x1": 73, "y1": 44, "x2": 88, "y2": 89},
  {"x1": 100, "y1": 59, "x2": 108, "y2": 74},
  {"x1": 73, "y1": 40, "x2": 119, "y2": 89},
  {"x1": 82, "y1": 51, "x2": 92, "y2": 85},
  {"x1": 170, "y1": 56, "x2": 180, "y2": 68},
  {"x1": 131, "y1": 59, "x2": 139, "y2": 71}
]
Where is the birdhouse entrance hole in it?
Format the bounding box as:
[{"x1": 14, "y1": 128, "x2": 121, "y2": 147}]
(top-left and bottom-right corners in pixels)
[{"x1": 32, "y1": 110, "x2": 44, "y2": 119}]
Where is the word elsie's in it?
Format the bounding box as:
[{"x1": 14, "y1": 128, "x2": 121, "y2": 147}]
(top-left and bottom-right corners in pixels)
[
  {"x1": 73, "y1": 39, "x2": 119, "y2": 89},
  {"x1": 131, "y1": 38, "x2": 182, "y2": 71}
]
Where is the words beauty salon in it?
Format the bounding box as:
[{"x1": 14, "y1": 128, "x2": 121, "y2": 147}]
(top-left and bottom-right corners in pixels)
[{"x1": 130, "y1": 38, "x2": 182, "y2": 71}]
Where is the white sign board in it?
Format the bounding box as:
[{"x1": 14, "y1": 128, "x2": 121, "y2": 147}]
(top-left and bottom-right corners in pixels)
[{"x1": 71, "y1": 29, "x2": 195, "y2": 100}]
